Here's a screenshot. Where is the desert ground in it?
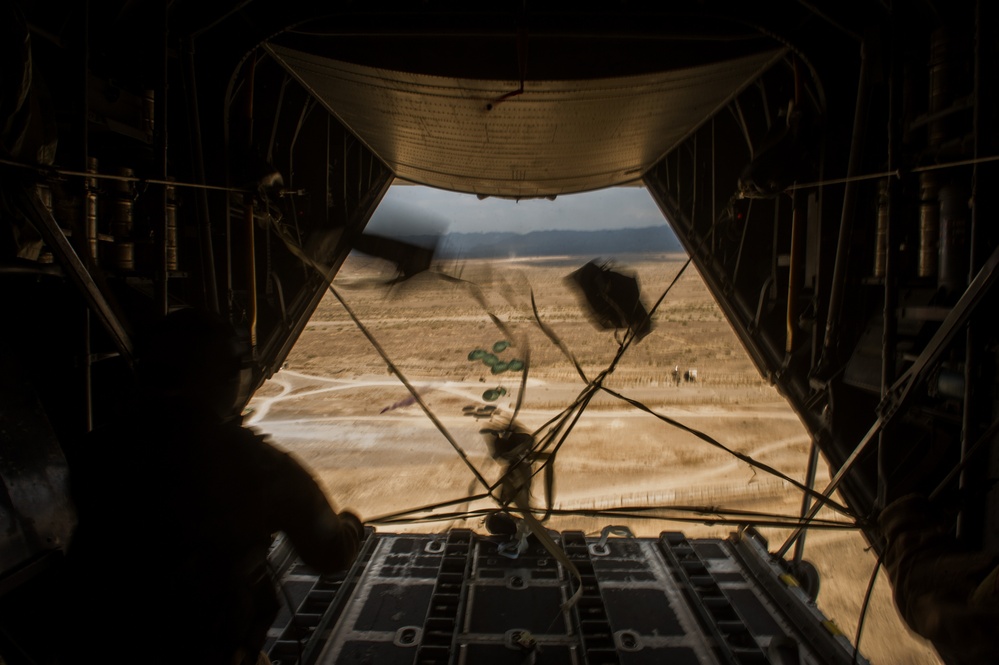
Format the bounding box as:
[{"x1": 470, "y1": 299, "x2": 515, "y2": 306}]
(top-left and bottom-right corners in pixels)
[{"x1": 247, "y1": 253, "x2": 942, "y2": 665}]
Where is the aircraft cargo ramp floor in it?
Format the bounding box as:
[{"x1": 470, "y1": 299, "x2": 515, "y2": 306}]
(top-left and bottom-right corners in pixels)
[{"x1": 263, "y1": 527, "x2": 867, "y2": 665}]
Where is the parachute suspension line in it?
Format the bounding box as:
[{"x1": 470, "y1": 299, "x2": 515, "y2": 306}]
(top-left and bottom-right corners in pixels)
[
  {"x1": 366, "y1": 492, "x2": 493, "y2": 525},
  {"x1": 463, "y1": 278, "x2": 516, "y2": 340},
  {"x1": 335, "y1": 272, "x2": 569, "y2": 598},
  {"x1": 455, "y1": 276, "x2": 593, "y2": 611},
  {"x1": 261, "y1": 208, "x2": 859, "y2": 538},
  {"x1": 485, "y1": 259, "x2": 690, "y2": 516},
  {"x1": 484, "y1": 372, "x2": 604, "y2": 520},
  {"x1": 550, "y1": 505, "x2": 853, "y2": 528},
  {"x1": 261, "y1": 212, "x2": 502, "y2": 508},
  {"x1": 292, "y1": 233, "x2": 861, "y2": 541},
  {"x1": 510, "y1": 345, "x2": 531, "y2": 428},
  {"x1": 500, "y1": 259, "x2": 694, "y2": 511},
  {"x1": 329, "y1": 268, "x2": 546, "y2": 529},
  {"x1": 256, "y1": 152, "x2": 863, "y2": 551},
  {"x1": 462, "y1": 284, "x2": 588, "y2": 609},
  {"x1": 367, "y1": 505, "x2": 856, "y2": 530},
  {"x1": 531, "y1": 290, "x2": 589, "y2": 383},
  {"x1": 599, "y1": 386, "x2": 855, "y2": 518},
  {"x1": 460, "y1": 276, "x2": 551, "y2": 518},
  {"x1": 508, "y1": 253, "x2": 861, "y2": 535},
  {"x1": 327, "y1": 285, "x2": 496, "y2": 498},
  {"x1": 501, "y1": 386, "x2": 599, "y2": 516},
  {"x1": 617, "y1": 256, "x2": 691, "y2": 354},
  {"x1": 598, "y1": 254, "x2": 862, "y2": 527}
]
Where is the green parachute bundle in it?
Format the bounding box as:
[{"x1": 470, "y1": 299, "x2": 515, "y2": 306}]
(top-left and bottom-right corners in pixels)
[
  {"x1": 482, "y1": 387, "x2": 508, "y2": 402},
  {"x1": 467, "y1": 340, "x2": 526, "y2": 403},
  {"x1": 467, "y1": 341, "x2": 524, "y2": 374}
]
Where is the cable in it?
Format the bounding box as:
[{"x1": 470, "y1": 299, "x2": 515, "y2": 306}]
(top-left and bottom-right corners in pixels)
[
  {"x1": 367, "y1": 492, "x2": 491, "y2": 525},
  {"x1": 489, "y1": 257, "x2": 694, "y2": 522},
  {"x1": 266, "y1": 203, "x2": 863, "y2": 554},
  {"x1": 0, "y1": 156, "x2": 250, "y2": 194},
  {"x1": 785, "y1": 154, "x2": 999, "y2": 192},
  {"x1": 572, "y1": 504, "x2": 854, "y2": 527},
  {"x1": 531, "y1": 289, "x2": 589, "y2": 383},
  {"x1": 600, "y1": 386, "x2": 854, "y2": 517},
  {"x1": 368, "y1": 504, "x2": 857, "y2": 531},
  {"x1": 495, "y1": 258, "x2": 861, "y2": 562},
  {"x1": 327, "y1": 285, "x2": 496, "y2": 499},
  {"x1": 853, "y1": 553, "x2": 882, "y2": 665},
  {"x1": 376, "y1": 505, "x2": 856, "y2": 529},
  {"x1": 928, "y1": 417, "x2": 999, "y2": 502}
]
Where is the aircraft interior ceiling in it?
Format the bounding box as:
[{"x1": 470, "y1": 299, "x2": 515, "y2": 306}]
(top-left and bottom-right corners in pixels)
[{"x1": 1, "y1": 2, "x2": 998, "y2": 663}]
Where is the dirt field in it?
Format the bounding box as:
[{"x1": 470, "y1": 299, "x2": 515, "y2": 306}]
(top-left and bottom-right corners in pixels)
[{"x1": 247, "y1": 253, "x2": 942, "y2": 664}]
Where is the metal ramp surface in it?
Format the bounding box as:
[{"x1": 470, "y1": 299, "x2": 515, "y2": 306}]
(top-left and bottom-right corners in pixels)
[{"x1": 264, "y1": 528, "x2": 866, "y2": 665}]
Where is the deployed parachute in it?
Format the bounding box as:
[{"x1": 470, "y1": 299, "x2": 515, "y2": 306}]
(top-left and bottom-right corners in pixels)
[
  {"x1": 468, "y1": 341, "x2": 524, "y2": 375},
  {"x1": 566, "y1": 260, "x2": 653, "y2": 341},
  {"x1": 350, "y1": 232, "x2": 437, "y2": 283},
  {"x1": 482, "y1": 387, "x2": 508, "y2": 402}
]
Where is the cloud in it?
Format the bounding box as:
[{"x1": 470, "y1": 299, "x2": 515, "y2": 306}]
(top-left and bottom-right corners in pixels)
[{"x1": 367, "y1": 184, "x2": 666, "y2": 235}]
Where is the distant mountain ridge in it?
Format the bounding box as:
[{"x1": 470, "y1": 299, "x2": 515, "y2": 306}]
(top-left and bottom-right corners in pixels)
[{"x1": 401, "y1": 226, "x2": 682, "y2": 258}]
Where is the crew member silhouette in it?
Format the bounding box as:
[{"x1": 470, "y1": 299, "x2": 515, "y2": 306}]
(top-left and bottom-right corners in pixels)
[{"x1": 64, "y1": 308, "x2": 363, "y2": 664}]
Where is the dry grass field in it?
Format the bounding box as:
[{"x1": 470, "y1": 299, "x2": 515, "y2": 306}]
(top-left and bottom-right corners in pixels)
[{"x1": 247, "y1": 253, "x2": 942, "y2": 665}]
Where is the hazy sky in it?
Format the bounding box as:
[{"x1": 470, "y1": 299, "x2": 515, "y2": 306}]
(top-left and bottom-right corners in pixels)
[{"x1": 366, "y1": 183, "x2": 668, "y2": 235}]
